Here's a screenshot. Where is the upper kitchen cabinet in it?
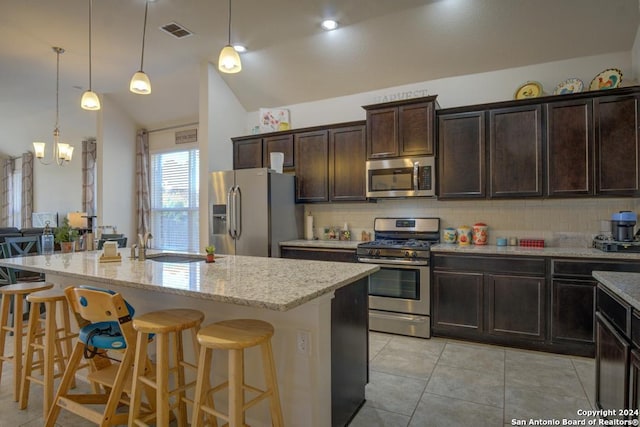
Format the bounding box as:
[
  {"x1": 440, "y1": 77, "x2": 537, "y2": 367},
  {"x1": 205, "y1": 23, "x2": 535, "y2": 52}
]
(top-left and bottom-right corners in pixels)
[
  {"x1": 263, "y1": 134, "x2": 294, "y2": 170},
  {"x1": 363, "y1": 96, "x2": 438, "y2": 159},
  {"x1": 329, "y1": 124, "x2": 367, "y2": 201},
  {"x1": 295, "y1": 129, "x2": 329, "y2": 202},
  {"x1": 437, "y1": 111, "x2": 486, "y2": 199},
  {"x1": 546, "y1": 99, "x2": 594, "y2": 197},
  {"x1": 232, "y1": 137, "x2": 263, "y2": 169},
  {"x1": 489, "y1": 104, "x2": 543, "y2": 198},
  {"x1": 595, "y1": 93, "x2": 640, "y2": 196}
]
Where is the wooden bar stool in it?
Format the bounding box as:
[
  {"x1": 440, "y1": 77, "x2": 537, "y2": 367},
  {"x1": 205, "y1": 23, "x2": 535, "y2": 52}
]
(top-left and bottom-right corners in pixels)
[
  {"x1": 128, "y1": 308, "x2": 205, "y2": 427},
  {"x1": 0, "y1": 281, "x2": 54, "y2": 401},
  {"x1": 191, "y1": 319, "x2": 284, "y2": 427},
  {"x1": 19, "y1": 288, "x2": 78, "y2": 419}
]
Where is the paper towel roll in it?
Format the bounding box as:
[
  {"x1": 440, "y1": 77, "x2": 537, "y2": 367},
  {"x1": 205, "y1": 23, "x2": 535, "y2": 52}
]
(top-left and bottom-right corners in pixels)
[{"x1": 305, "y1": 215, "x2": 314, "y2": 240}]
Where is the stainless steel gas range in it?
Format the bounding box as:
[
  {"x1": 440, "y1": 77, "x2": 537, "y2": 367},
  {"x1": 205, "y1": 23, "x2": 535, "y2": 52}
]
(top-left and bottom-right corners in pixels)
[{"x1": 356, "y1": 217, "x2": 440, "y2": 338}]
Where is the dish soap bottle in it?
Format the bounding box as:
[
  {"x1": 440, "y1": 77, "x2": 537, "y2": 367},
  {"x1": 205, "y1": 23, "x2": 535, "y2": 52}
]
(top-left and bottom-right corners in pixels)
[{"x1": 41, "y1": 221, "x2": 54, "y2": 255}]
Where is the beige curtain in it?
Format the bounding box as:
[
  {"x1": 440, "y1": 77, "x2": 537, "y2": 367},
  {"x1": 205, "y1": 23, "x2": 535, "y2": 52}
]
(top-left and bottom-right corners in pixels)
[
  {"x1": 82, "y1": 139, "x2": 97, "y2": 218},
  {"x1": 136, "y1": 130, "x2": 151, "y2": 235},
  {"x1": 21, "y1": 152, "x2": 33, "y2": 228},
  {"x1": 1, "y1": 158, "x2": 13, "y2": 226}
]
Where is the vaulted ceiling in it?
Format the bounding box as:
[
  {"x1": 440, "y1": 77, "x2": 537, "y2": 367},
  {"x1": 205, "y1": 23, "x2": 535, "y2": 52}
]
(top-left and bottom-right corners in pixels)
[{"x1": 1, "y1": 0, "x2": 638, "y2": 155}]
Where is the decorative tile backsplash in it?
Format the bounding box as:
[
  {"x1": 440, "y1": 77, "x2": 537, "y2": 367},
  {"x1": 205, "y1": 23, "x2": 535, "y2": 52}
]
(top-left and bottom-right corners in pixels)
[{"x1": 305, "y1": 198, "x2": 640, "y2": 247}]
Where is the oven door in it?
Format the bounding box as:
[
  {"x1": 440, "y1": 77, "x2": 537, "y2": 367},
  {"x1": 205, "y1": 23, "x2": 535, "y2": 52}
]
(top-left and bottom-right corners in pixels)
[{"x1": 363, "y1": 260, "x2": 429, "y2": 316}]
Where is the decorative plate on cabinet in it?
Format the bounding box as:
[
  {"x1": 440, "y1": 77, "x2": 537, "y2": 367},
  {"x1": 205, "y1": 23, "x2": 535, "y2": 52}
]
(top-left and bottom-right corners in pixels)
[
  {"x1": 553, "y1": 78, "x2": 584, "y2": 95},
  {"x1": 589, "y1": 68, "x2": 622, "y2": 91},
  {"x1": 514, "y1": 81, "x2": 543, "y2": 100}
]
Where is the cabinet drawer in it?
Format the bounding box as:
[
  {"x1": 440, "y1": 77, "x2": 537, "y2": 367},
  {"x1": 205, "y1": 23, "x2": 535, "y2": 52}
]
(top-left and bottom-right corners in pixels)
[
  {"x1": 432, "y1": 254, "x2": 544, "y2": 276},
  {"x1": 597, "y1": 284, "x2": 631, "y2": 337},
  {"x1": 552, "y1": 259, "x2": 640, "y2": 278},
  {"x1": 281, "y1": 247, "x2": 356, "y2": 263}
]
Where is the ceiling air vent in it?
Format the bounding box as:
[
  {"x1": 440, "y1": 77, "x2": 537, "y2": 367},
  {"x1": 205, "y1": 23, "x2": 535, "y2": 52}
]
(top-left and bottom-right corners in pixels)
[{"x1": 160, "y1": 22, "x2": 193, "y2": 39}]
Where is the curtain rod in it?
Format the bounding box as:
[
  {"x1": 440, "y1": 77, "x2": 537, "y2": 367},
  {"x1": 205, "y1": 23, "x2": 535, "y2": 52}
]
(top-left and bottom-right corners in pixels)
[{"x1": 147, "y1": 122, "x2": 199, "y2": 133}]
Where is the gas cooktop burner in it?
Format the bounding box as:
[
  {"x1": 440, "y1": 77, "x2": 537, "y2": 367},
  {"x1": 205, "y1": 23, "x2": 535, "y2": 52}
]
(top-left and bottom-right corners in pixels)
[
  {"x1": 593, "y1": 236, "x2": 640, "y2": 252},
  {"x1": 361, "y1": 239, "x2": 433, "y2": 249}
]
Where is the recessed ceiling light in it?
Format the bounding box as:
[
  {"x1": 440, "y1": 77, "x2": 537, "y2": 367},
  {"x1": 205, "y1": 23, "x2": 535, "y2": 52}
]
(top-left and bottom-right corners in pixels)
[
  {"x1": 233, "y1": 44, "x2": 247, "y2": 53},
  {"x1": 321, "y1": 19, "x2": 338, "y2": 31}
]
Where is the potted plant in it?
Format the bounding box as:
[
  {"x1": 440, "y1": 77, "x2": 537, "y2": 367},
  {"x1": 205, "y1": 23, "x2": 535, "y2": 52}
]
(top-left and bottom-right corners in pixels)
[
  {"x1": 205, "y1": 245, "x2": 215, "y2": 263},
  {"x1": 55, "y1": 217, "x2": 79, "y2": 253}
]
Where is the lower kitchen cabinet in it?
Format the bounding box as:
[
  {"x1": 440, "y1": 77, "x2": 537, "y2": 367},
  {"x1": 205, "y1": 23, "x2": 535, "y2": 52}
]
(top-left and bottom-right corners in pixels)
[
  {"x1": 595, "y1": 311, "x2": 630, "y2": 417},
  {"x1": 280, "y1": 246, "x2": 357, "y2": 263},
  {"x1": 431, "y1": 253, "x2": 547, "y2": 350},
  {"x1": 486, "y1": 274, "x2": 545, "y2": 341},
  {"x1": 551, "y1": 279, "x2": 595, "y2": 346},
  {"x1": 632, "y1": 350, "x2": 640, "y2": 415}
]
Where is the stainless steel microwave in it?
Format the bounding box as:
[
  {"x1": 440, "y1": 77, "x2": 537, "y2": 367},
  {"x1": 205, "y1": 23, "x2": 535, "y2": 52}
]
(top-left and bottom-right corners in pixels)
[{"x1": 366, "y1": 156, "x2": 435, "y2": 198}]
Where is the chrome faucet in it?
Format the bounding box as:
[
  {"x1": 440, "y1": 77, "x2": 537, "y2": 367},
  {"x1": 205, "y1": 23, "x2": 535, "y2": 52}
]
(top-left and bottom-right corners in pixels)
[{"x1": 136, "y1": 232, "x2": 153, "y2": 261}]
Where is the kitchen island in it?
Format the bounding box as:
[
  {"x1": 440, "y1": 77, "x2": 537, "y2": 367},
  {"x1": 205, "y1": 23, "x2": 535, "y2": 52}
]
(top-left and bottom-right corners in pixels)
[{"x1": 0, "y1": 251, "x2": 378, "y2": 427}]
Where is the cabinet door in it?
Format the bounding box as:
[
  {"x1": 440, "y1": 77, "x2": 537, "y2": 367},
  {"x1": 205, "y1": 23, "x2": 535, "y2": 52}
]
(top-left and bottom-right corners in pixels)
[
  {"x1": 432, "y1": 270, "x2": 483, "y2": 335},
  {"x1": 399, "y1": 102, "x2": 434, "y2": 156},
  {"x1": 438, "y1": 111, "x2": 486, "y2": 199},
  {"x1": 295, "y1": 130, "x2": 329, "y2": 202},
  {"x1": 551, "y1": 279, "x2": 595, "y2": 345},
  {"x1": 489, "y1": 105, "x2": 543, "y2": 198},
  {"x1": 595, "y1": 95, "x2": 640, "y2": 195},
  {"x1": 263, "y1": 134, "x2": 294, "y2": 169},
  {"x1": 485, "y1": 274, "x2": 545, "y2": 340},
  {"x1": 596, "y1": 312, "x2": 630, "y2": 415},
  {"x1": 632, "y1": 350, "x2": 640, "y2": 420},
  {"x1": 233, "y1": 138, "x2": 263, "y2": 169},
  {"x1": 546, "y1": 99, "x2": 594, "y2": 196},
  {"x1": 329, "y1": 125, "x2": 367, "y2": 201},
  {"x1": 367, "y1": 107, "x2": 398, "y2": 159}
]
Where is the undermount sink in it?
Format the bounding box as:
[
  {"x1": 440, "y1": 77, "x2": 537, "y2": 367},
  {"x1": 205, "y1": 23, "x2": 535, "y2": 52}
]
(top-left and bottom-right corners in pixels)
[{"x1": 145, "y1": 253, "x2": 206, "y2": 263}]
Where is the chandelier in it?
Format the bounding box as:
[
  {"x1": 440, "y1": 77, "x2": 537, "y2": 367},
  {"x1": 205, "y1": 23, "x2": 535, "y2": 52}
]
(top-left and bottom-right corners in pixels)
[{"x1": 33, "y1": 47, "x2": 74, "y2": 166}]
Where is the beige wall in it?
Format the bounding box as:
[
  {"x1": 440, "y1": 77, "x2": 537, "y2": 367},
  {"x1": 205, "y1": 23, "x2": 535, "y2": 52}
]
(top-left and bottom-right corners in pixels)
[{"x1": 306, "y1": 198, "x2": 640, "y2": 248}]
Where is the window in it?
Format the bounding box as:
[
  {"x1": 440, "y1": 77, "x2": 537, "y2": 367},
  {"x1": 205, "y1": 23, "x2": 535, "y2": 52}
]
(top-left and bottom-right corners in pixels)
[
  {"x1": 149, "y1": 149, "x2": 199, "y2": 251},
  {"x1": 9, "y1": 158, "x2": 22, "y2": 227}
]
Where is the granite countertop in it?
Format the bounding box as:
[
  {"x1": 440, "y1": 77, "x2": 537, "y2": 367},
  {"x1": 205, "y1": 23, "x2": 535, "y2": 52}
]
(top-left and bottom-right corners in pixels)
[
  {"x1": 593, "y1": 271, "x2": 640, "y2": 311},
  {"x1": 431, "y1": 243, "x2": 640, "y2": 260},
  {"x1": 280, "y1": 239, "x2": 362, "y2": 250},
  {"x1": 0, "y1": 251, "x2": 378, "y2": 312}
]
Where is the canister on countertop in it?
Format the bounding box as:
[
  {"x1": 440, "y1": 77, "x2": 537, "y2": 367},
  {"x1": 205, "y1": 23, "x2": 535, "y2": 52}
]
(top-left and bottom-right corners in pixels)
[
  {"x1": 457, "y1": 225, "x2": 472, "y2": 246},
  {"x1": 472, "y1": 223, "x2": 488, "y2": 245},
  {"x1": 443, "y1": 227, "x2": 457, "y2": 244}
]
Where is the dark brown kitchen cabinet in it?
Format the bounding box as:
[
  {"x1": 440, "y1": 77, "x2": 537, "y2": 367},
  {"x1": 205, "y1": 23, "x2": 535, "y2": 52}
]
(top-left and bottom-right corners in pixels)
[
  {"x1": 432, "y1": 270, "x2": 484, "y2": 335},
  {"x1": 486, "y1": 274, "x2": 545, "y2": 341},
  {"x1": 551, "y1": 279, "x2": 595, "y2": 346},
  {"x1": 280, "y1": 246, "x2": 356, "y2": 263},
  {"x1": 546, "y1": 99, "x2": 594, "y2": 196},
  {"x1": 489, "y1": 105, "x2": 543, "y2": 198},
  {"x1": 595, "y1": 312, "x2": 630, "y2": 416},
  {"x1": 595, "y1": 94, "x2": 640, "y2": 196},
  {"x1": 263, "y1": 134, "x2": 294, "y2": 169},
  {"x1": 295, "y1": 130, "x2": 329, "y2": 202},
  {"x1": 233, "y1": 137, "x2": 263, "y2": 169},
  {"x1": 437, "y1": 111, "x2": 486, "y2": 199},
  {"x1": 363, "y1": 96, "x2": 437, "y2": 159},
  {"x1": 632, "y1": 349, "x2": 640, "y2": 417},
  {"x1": 329, "y1": 125, "x2": 367, "y2": 201}
]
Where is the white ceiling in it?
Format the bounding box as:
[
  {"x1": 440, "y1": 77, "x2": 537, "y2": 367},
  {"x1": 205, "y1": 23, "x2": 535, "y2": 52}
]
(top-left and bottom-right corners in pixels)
[{"x1": 1, "y1": 0, "x2": 638, "y2": 156}]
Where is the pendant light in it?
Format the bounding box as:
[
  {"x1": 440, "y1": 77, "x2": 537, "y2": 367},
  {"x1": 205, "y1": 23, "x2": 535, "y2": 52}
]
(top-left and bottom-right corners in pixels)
[
  {"x1": 130, "y1": 0, "x2": 151, "y2": 94},
  {"x1": 218, "y1": 0, "x2": 241, "y2": 73},
  {"x1": 33, "y1": 47, "x2": 74, "y2": 166},
  {"x1": 81, "y1": 0, "x2": 100, "y2": 110}
]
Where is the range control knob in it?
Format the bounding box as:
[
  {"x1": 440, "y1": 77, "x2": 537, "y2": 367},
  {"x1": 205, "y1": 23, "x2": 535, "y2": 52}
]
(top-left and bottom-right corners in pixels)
[
  {"x1": 375, "y1": 249, "x2": 381, "y2": 256},
  {"x1": 368, "y1": 249, "x2": 374, "y2": 256},
  {"x1": 411, "y1": 251, "x2": 418, "y2": 258},
  {"x1": 404, "y1": 251, "x2": 411, "y2": 258}
]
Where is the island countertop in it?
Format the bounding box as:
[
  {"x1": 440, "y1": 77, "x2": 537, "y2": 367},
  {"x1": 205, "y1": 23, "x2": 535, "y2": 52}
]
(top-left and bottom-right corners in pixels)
[
  {"x1": 593, "y1": 270, "x2": 640, "y2": 312},
  {"x1": 0, "y1": 251, "x2": 378, "y2": 312}
]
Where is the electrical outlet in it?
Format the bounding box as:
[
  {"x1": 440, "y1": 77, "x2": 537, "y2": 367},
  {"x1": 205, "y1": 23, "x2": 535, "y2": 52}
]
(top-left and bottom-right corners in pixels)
[{"x1": 296, "y1": 330, "x2": 311, "y2": 355}]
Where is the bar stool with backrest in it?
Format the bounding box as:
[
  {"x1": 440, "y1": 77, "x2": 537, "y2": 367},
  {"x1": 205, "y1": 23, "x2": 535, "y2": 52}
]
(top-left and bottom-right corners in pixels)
[
  {"x1": 45, "y1": 286, "x2": 154, "y2": 427},
  {"x1": 19, "y1": 287, "x2": 79, "y2": 418},
  {"x1": 191, "y1": 318, "x2": 284, "y2": 427},
  {"x1": 128, "y1": 308, "x2": 208, "y2": 427}
]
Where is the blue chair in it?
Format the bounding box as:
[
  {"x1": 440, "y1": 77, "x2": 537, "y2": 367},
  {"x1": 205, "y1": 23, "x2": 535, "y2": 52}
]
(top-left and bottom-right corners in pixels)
[
  {"x1": 46, "y1": 286, "x2": 154, "y2": 426},
  {"x1": 0, "y1": 243, "x2": 17, "y2": 286},
  {"x1": 4, "y1": 236, "x2": 41, "y2": 257}
]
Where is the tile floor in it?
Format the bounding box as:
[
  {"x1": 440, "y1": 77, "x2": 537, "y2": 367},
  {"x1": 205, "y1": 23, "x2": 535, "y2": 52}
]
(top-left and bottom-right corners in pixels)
[
  {"x1": 0, "y1": 331, "x2": 596, "y2": 426},
  {"x1": 349, "y1": 332, "x2": 596, "y2": 427}
]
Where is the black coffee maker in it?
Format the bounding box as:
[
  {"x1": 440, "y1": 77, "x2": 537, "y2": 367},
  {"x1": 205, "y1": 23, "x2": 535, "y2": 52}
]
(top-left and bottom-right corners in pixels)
[{"x1": 611, "y1": 211, "x2": 637, "y2": 242}]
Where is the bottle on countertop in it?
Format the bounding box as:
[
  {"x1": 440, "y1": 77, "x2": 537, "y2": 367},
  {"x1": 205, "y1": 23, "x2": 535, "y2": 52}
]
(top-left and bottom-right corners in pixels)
[{"x1": 41, "y1": 220, "x2": 54, "y2": 255}]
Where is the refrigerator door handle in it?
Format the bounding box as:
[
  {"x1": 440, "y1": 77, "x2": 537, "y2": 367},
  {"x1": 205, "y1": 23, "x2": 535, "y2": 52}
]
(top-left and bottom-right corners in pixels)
[
  {"x1": 235, "y1": 186, "x2": 242, "y2": 239},
  {"x1": 227, "y1": 187, "x2": 235, "y2": 239}
]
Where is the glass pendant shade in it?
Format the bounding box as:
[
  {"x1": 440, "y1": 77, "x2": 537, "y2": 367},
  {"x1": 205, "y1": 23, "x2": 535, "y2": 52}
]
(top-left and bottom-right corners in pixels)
[
  {"x1": 130, "y1": 71, "x2": 151, "y2": 94},
  {"x1": 81, "y1": 90, "x2": 101, "y2": 110},
  {"x1": 218, "y1": 45, "x2": 242, "y2": 73},
  {"x1": 33, "y1": 142, "x2": 46, "y2": 159},
  {"x1": 57, "y1": 143, "x2": 70, "y2": 160}
]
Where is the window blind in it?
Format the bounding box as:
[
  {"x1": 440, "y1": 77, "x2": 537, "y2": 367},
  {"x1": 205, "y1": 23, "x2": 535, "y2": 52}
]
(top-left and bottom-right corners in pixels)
[{"x1": 149, "y1": 149, "x2": 199, "y2": 252}]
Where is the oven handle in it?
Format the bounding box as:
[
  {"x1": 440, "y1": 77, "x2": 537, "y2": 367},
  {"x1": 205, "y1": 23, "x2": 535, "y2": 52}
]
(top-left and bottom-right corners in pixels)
[
  {"x1": 357, "y1": 257, "x2": 429, "y2": 266},
  {"x1": 369, "y1": 311, "x2": 429, "y2": 322}
]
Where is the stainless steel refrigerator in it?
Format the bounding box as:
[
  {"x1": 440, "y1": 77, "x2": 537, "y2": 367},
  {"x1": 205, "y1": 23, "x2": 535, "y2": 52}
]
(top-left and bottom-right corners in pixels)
[{"x1": 209, "y1": 168, "x2": 302, "y2": 257}]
